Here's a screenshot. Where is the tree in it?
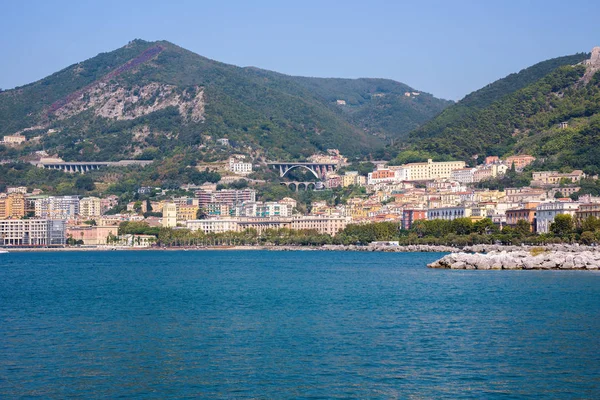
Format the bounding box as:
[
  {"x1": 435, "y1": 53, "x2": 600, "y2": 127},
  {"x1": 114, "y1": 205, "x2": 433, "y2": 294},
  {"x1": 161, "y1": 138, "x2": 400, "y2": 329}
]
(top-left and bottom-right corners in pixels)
[
  {"x1": 515, "y1": 219, "x2": 532, "y2": 236},
  {"x1": 580, "y1": 231, "x2": 595, "y2": 245},
  {"x1": 554, "y1": 191, "x2": 564, "y2": 199},
  {"x1": 550, "y1": 214, "x2": 574, "y2": 237},
  {"x1": 75, "y1": 175, "x2": 95, "y2": 191}
]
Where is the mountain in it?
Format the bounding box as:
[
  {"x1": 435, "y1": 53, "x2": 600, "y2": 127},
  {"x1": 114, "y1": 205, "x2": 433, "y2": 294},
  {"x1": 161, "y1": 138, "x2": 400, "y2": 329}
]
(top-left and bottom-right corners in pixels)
[
  {"x1": 0, "y1": 39, "x2": 451, "y2": 163},
  {"x1": 393, "y1": 50, "x2": 600, "y2": 172}
]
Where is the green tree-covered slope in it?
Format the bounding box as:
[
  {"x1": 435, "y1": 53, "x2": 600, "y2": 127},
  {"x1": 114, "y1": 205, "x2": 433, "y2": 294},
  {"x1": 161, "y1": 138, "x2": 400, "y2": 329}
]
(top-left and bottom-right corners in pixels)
[
  {"x1": 0, "y1": 39, "x2": 451, "y2": 162},
  {"x1": 393, "y1": 51, "x2": 600, "y2": 173}
]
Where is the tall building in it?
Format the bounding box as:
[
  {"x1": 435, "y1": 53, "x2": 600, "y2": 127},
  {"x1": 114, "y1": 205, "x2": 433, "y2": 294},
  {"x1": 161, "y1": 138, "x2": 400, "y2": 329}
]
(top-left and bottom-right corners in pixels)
[
  {"x1": 35, "y1": 196, "x2": 80, "y2": 219},
  {"x1": 0, "y1": 193, "x2": 26, "y2": 219},
  {"x1": 162, "y1": 203, "x2": 177, "y2": 227},
  {"x1": 79, "y1": 197, "x2": 102, "y2": 218}
]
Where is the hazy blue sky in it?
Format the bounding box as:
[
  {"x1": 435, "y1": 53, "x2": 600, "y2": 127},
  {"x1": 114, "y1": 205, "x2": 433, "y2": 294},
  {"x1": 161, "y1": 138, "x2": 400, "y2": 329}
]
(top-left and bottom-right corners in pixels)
[{"x1": 1, "y1": 0, "x2": 599, "y2": 100}]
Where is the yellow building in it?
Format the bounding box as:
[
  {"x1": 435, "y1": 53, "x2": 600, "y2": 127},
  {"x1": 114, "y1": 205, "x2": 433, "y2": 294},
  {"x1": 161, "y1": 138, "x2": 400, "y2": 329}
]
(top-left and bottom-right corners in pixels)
[
  {"x1": 402, "y1": 159, "x2": 466, "y2": 181},
  {"x1": 0, "y1": 193, "x2": 26, "y2": 219},
  {"x1": 177, "y1": 205, "x2": 199, "y2": 222},
  {"x1": 79, "y1": 197, "x2": 102, "y2": 218}
]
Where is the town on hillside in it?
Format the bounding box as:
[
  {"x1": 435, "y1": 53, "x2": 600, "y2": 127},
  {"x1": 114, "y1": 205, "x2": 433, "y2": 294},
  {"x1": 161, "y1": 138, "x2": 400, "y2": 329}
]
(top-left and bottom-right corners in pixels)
[{"x1": 2, "y1": 148, "x2": 599, "y2": 248}]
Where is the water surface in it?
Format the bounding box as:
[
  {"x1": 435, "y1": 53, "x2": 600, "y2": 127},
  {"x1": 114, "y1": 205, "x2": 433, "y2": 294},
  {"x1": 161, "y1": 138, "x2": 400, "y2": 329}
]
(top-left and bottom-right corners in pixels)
[{"x1": 1, "y1": 250, "x2": 599, "y2": 398}]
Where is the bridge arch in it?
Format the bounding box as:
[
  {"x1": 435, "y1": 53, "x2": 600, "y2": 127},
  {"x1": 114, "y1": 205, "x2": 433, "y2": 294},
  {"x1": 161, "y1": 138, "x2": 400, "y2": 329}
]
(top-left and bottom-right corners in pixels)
[{"x1": 281, "y1": 164, "x2": 320, "y2": 179}]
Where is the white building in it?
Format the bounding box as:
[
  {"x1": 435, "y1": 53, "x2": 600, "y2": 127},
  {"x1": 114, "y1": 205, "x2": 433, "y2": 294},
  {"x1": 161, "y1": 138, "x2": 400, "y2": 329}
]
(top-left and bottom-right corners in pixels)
[
  {"x1": 401, "y1": 159, "x2": 467, "y2": 181},
  {"x1": 449, "y1": 168, "x2": 476, "y2": 184},
  {"x1": 427, "y1": 205, "x2": 472, "y2": 221},
  {"x1": 186, "y1": 218, "x2": 239, "y2": 234},
  {"x1": 35, "y1": 196, "x2": 80, "y2": 219},
  {"x1": 228, "y1": 157, "x2": 253, "y2": 175},
  {"x1": 0, "y1": 219, "x2": 65, "y2": 246},
  {"x1": 536, "y1": 202, "x2": 580, "y2": 234}
]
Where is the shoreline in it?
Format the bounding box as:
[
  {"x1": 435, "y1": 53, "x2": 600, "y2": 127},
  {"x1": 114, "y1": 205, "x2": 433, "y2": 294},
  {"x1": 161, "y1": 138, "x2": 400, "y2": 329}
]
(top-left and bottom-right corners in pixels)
[{"x1": 2, "y1": 243, "x2": 599, "y2": 254}]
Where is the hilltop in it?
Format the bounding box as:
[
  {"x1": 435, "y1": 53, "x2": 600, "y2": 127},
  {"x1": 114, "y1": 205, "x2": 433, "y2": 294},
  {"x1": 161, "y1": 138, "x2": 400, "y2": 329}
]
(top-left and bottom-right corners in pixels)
[{"x1": 0, "y1": 39, "x2": 451, "y2": 163}]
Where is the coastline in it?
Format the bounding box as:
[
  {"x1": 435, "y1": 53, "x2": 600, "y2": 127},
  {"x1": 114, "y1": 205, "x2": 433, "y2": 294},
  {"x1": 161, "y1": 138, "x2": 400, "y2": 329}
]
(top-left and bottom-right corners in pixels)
[{"x1": 2, "y1": 243, "x2": 599, "y2": 254}]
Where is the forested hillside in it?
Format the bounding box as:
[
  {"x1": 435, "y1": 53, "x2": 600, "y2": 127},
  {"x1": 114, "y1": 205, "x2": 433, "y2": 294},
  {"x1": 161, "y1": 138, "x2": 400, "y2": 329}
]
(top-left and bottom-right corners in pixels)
[
  {"x1": 0, "y1": 39, "x2": 450, "y2": 164},
  {"x1": 393, "y1": 50, "x2": 600, "y2": 174}
]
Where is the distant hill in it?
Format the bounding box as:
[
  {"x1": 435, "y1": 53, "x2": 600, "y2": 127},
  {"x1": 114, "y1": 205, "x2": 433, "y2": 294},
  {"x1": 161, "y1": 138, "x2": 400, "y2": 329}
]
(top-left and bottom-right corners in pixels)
[
  {"x1": 394, "y1": 50, "x2": 600, "y2": 173},
  {"x1": 0, "y1": 39, "x2": 451, "y2": 163}
]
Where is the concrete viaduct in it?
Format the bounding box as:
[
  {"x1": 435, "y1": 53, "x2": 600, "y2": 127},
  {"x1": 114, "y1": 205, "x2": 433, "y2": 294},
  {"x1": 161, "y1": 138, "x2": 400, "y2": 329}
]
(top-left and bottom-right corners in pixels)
[
  {"x1": 32, "y1": 160, "x2": 154, "y2": 173},
  {"x1": 280, "y1": 181, "x2": 325, "y2": 192},
  {"x1": 268, "y1": 162, "x2": 338, "y2": 179}
]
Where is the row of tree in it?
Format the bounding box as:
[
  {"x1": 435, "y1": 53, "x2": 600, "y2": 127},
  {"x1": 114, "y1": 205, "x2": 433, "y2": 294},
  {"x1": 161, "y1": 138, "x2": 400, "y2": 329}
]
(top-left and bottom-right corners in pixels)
[{"x1": 113, "y1": 215, "x2": 600, "y2": 248}]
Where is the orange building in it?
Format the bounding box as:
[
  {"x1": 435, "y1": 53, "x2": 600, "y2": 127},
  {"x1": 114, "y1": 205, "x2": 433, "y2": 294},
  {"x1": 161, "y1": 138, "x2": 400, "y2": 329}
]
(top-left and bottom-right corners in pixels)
[
  {"x1": 506, "y1": 203, "x2": 539, "y2": 232},
  {"x1": 0, "y1": 193, "x2": 26, "y2": 219},
  {"x1": 505, "y1": 155, "x2": 536, "y2": 171}
]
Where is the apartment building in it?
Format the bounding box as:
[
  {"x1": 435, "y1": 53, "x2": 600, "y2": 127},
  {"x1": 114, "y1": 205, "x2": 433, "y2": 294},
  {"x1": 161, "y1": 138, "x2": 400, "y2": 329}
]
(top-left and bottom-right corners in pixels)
[
  {"x1": 79, "y1": 197, "x2": 102, "y2": 218},
  {"x1": 536, "y1": 202, "x2": 580, "y2": 234},
  {"x1": 505, "y1": 155, "x2": 536, "y2": 171},
  {"x1": 401, "y1": 159, "x2": 466, "y2": 181},
  {"x1": 450, "y1": 168, "x2": 476, "y2": 184},
  {"x1": 0, "y1": 219, "x2": 66, "y2": 246},
  {"x1": 0, "y1": 193, "x2": 26, "y2": 219},
  {"x1": 35, "y1": 196, "x2": 80, "y2": 219},
  {"x1": 196, "y1": 189, "x2": 256, "y2": 207},
  {"x1": 427, "y1": 205, "x2": 472, "y2": 221}
]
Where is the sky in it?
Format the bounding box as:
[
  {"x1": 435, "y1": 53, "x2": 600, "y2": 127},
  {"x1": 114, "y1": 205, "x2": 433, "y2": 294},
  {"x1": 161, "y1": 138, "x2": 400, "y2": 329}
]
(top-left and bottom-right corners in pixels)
[{"x1": 1, "y1": 0, "x2": 599, "y2": 100}]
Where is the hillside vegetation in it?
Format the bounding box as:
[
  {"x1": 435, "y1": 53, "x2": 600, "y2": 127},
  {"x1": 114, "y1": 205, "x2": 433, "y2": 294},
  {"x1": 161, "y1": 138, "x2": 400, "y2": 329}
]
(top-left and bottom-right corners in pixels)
[
  {"x1": 393, "y1": 51, "x2": 600, "y2": 174},
  {"x1": 0, "y1": 39, "x2": 451, "y2": 164}
]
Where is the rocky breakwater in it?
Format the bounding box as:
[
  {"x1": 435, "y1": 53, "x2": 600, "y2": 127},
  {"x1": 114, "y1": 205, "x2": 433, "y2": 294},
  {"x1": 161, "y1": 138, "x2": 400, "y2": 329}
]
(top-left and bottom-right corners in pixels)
[{"x1": 428, "y1": 250, "x2": 600, "y2": 270}]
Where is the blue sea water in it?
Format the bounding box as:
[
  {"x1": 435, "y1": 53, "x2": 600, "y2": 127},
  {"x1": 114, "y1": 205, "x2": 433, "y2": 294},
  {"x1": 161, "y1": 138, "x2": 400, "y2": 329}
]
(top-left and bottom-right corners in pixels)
[{"x1": 1, "y1": 250, "x2": 599, "y2": 398}]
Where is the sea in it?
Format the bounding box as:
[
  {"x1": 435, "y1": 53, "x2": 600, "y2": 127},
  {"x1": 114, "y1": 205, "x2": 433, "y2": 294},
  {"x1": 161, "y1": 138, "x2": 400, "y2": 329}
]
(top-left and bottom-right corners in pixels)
[{"x1": 1, "y1": 250, "x2": 599, "y2": 398}]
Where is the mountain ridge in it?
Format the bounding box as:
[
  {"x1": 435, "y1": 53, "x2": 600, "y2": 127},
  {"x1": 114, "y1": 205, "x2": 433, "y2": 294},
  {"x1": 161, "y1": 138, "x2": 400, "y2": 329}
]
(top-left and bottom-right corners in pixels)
[{"x1": 0, "y1": 39, "x2": 451, "y2": 162}]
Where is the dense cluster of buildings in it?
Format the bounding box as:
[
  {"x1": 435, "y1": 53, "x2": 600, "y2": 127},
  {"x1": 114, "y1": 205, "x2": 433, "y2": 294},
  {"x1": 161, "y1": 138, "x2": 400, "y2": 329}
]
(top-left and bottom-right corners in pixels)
[{"x1": 1, "y1": 150, "x2": 599, "y2": 247}]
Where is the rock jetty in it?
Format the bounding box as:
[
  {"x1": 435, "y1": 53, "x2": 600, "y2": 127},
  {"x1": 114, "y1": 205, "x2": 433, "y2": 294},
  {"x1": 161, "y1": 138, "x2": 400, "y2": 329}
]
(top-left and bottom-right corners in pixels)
[{"x1": 428, "y1": 250, "x2": 600, "y2": 270}]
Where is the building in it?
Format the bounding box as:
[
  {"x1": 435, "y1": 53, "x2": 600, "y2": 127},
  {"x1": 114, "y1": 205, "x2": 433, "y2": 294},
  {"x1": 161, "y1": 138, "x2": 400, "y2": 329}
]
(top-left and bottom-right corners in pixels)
[
  {"x1": 575, "y1": 203, "x2": 600, "y2": 221},
  {"x1": 401, "y1": 159, "x2": 466, "y2": 181},
  {"x1": 186, "y1": 218, "x2": 239, "y2": 234},
  {"x1": 427, "y1": 205, "x2": 472, "y2": 221},
  {"x1": 402, "y1": 209, "x2": 427, "y2": 230},
  {"x1": 0, "y1": 219, "x2": 65, "y2": 246},
  {"x1": 34, "y1": 196, "x2": 80, "y2": 220},
  {"x1": 79, "y1": 197, "x2": 102, "y2": 218},
  {"x1": 505, "y1": 188, "x2": 547, "y2": 203},
  {"x1": 118, "y1": 234, "x2": 155, "y2": 247},
  {"x1": 505, "y1": 155, "x2": 536, "y2": 171},
  {"x1": 506, "y1": 204, "x2": 539, "y2": 232},
  {"x1": 2, "y1": 134, "x2": 26, "y2": 145},
  {"x1": 7, "y1": 186, "x2": 27, "y2": 194},
  {"x1": 290, "y1": 215, "x2": 351, "y2": 236},
  {"x1": 473, "y1": 167, "x2": 493, "y2": 182},
  {"x1": 0, "y1": 193, "x2": 26, "y2": 219},
  {"x1": 196, "y1": 189, "x2": 256, "y2": 207},
  {"x1": 449, "y1": 168, "x2": 476, "y2": 184},
  {"x1": 216, "y1": 138, "x2": 230, "y2": 146},
  {"x1": 177, "y1": 205, "x2": 199, "y2": 222},
  {"x1": 536, "y1": 202, "x2": 580, "y2": 234},
  {"x1": 367, "y1": 168, "x2": 397, "y2": 185},
  {"x1": 228, "y1": 157, "x2": 253, "y2": 175},
  {"x1": 66, "y1": 225, "x2": 118, "y2": 245},
  {"x1": 484, "y1": 156, "x2": 500, "y2": 165},
  {"x1": 162, "y1": 203, "x2": 177, "y2": 227},
  {"x1": 531, "y1": 170, "x2": 586, "y2": 186},
  {"x1": 341, "y1": 171, "x2": 365, "y2": 187}
]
